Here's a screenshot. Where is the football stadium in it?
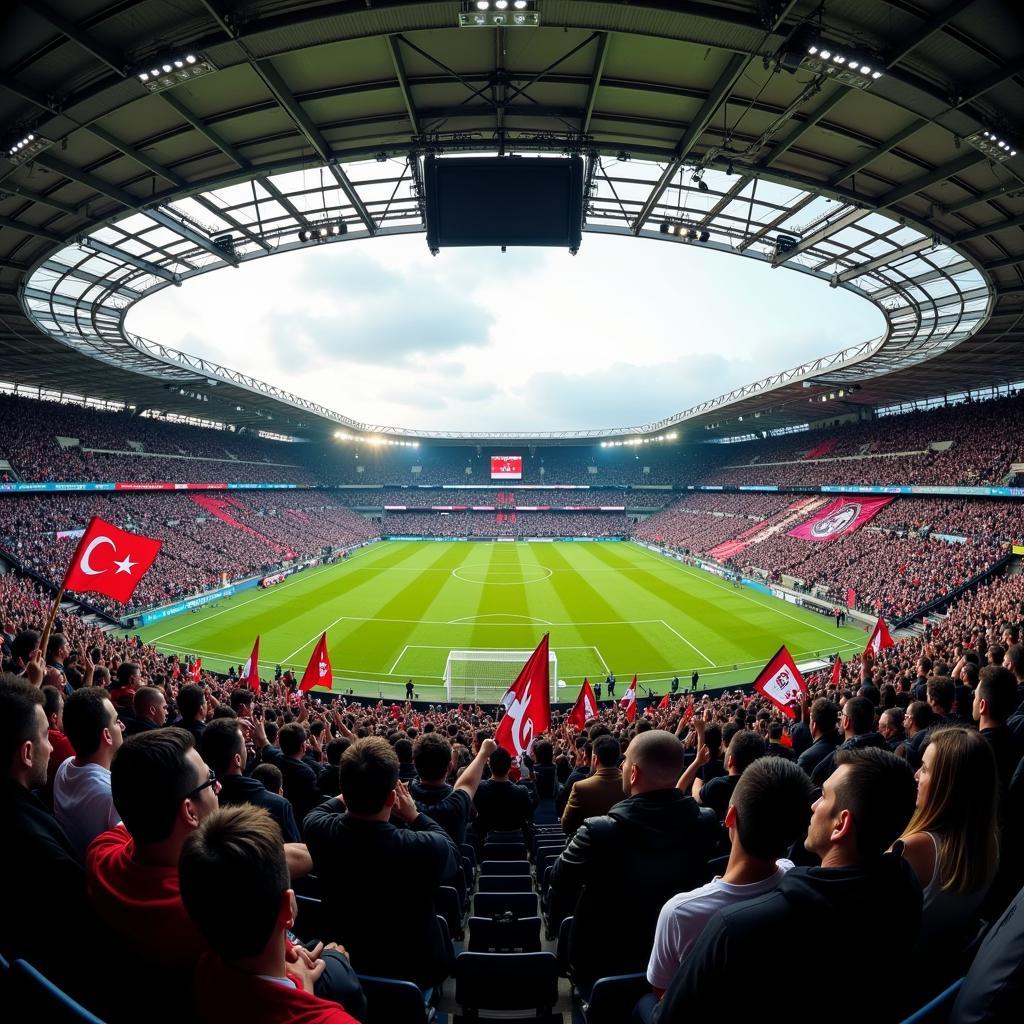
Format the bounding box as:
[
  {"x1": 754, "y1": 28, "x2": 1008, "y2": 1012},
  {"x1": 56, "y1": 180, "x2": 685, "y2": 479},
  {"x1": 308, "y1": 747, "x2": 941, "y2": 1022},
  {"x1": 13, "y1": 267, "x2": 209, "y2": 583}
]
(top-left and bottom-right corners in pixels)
[{"x1": 1, "y1": 2, "x2": 1023, "y2": 1022}]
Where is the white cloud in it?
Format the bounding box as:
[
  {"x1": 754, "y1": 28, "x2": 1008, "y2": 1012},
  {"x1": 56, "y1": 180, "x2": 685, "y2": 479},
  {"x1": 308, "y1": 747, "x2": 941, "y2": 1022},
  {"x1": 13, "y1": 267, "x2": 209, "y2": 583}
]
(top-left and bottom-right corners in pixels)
[{"x1": 126, "y1": 232, "x2": 885, "y2": 432}]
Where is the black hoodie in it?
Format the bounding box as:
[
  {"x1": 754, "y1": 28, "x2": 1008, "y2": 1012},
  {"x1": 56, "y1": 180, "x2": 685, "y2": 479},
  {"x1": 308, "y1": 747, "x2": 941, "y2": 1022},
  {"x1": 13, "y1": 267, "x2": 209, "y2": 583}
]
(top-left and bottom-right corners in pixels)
[{"x1": 653, "y1": 853, "x2": 922, "y2": 1024}]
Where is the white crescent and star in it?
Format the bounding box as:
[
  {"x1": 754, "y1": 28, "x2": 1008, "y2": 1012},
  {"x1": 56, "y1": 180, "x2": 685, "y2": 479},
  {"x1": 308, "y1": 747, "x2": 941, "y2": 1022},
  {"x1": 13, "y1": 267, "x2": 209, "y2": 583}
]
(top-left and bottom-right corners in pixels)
[{"x1": 78, "y1": 535, "x2": 139, "y2": 576}]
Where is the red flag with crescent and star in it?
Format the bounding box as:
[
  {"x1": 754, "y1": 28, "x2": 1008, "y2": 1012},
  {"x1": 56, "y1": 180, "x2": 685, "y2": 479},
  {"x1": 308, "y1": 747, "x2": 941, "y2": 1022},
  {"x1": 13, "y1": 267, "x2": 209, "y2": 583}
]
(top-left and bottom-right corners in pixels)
[
  {"x1": 495, "y1": 634, "x2": 551, "y2": 759},
  {"x1": 62, "y1": 516, "x2": 162, "y2": 603},
  {"x1": 299, "y1": 632, "x2": 332, "y2": 693}
]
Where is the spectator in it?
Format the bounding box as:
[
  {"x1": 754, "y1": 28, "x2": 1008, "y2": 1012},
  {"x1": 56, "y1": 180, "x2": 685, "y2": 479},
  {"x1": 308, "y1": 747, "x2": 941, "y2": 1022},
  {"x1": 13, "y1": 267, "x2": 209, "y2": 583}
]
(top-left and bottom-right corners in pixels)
[
  {"x1": 42, "y1": 683, "x2": 75, "y2": 792},
  {"x1": 53, "y1": 687, "x2": 124, "y2": 860},
  {"x1": 560, "y1": 734, "x2": 624, "y2": 836},
  {"x1": 549, "y1": 730, "x2": 718, "y2": 995},
  {"x1": 695, "y1": 730, "x2": 766, "y2": 821},
  {"x1": 123, "y1": 684, "x2": 168, "y2": 735},
  {"x1": 765, "y1": 721, "x2": 796, "y2": 760},
  {"x1": 808, "y1": 695, "x2": 886, "y2": 786},
  {"x1": 177, "y1": 684, "x2": 208, "y2": 746},
  {"x1": 202, "y1": 718, "x2": 301, "y2": 844},
  {"x1": 878, "y1": 707, "x2": 906, "y2": 751},
  {"x1": 646, "y1": 757, "x2": 815, "y2": 997},
  {"x1": 302, "y1": 737, "x2": 460, "y2": 987},
  {"x1": 972, "y1": 666, "x2": 1022, "y2": 791},
  {"x1": 653, "y1": 748, "x2": 920, "y2": 1023},
  {"x1": 796, "y1": 698, "x2": 841, "y2": 774},
  {"x1": 269, "y1": 722, "x2": 321, "y2": 824},
  {"x1": 254, "y1": 762, "x2": 285, "y2": 796},
  {"x1": 179, "y1": 804, "x2": 364, "y2": 1024},
  {"x1": 473, "y1": 745, "x2": 534, "y2": 839},
  {"x1": 318, "y1": 738, "x2": 349, "y2": 798}
]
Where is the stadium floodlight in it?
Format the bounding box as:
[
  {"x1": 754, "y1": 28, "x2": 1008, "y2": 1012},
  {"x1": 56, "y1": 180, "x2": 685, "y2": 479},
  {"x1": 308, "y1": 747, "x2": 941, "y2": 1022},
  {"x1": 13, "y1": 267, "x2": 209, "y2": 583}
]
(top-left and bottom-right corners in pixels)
[
  {"x1": 966, "y1": 129, "x2": 1018, "y2": 163},
  {"x1": 660, "y1": 219, "x2": 709, "y2": 243},
  {"x1": 6, "y1": 131, "x2": 53, "y2": 165},
  {"x1": 459, "y1": 0, "x2": 539, "y2": 27},
  {"x1": 780, "y1": 32, "x2": 882, "y2": 89},
  {"x1": 298, "y1": 220, "x2": 347, "y2": 243},
  {"x1": 135, "y1": 52, "x2": 215, "y2": 94}
]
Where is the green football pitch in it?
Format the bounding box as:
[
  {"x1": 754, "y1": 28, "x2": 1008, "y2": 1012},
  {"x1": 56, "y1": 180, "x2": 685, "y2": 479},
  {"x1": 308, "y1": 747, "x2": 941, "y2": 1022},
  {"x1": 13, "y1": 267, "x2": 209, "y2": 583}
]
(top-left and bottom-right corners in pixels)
[{"x1": 135, "y1": 540, "x2": 866, "y2": 701}]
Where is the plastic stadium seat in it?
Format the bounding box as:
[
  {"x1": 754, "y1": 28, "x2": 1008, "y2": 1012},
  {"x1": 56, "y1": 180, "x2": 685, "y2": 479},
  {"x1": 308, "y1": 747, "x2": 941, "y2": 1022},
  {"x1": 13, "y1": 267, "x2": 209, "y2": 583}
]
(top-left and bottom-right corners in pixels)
[
  {"x1": 556, "y1": 917, "x2": 573, "y2": 978},
  {"x1": 356, "y1": 973, "x2": 436, "y2": 1024},
  {"x1": 477, "y1": 874, "x2": 534, "y2": 893},
  {"x1": 435, "y1": 885, "x2": 466, "y2": 941},
  {"x1": 473, "y1": 891, "x2": 539, "y2": 920},
  {"x1": 480, "y1": 859, "x2": 531, "y2": 876},
  {"x1": 460, "y1": 843, "x2": 478, "y2": 870},
  {"x1": 467, "y1": 915, "x2": 542, "y2": 953},
  {"x1": 483, "y1": 842, "x2": 527, "y2": 861},
  {"x1": 293, "y1": 894, "x2": 325, "y2": 943},
  {"x1": 899, "y1": 977, "x2": 964, "y2": 1024},
  {"x1": 455, "y1": 951, "x2": 559, "y2": 1021},
  {"x1": 10, "y1": 960, "x2": 107, "y2": 1024},
  {"x1": 580, "y1": 973, "x2": 649, "y2": 1024}
]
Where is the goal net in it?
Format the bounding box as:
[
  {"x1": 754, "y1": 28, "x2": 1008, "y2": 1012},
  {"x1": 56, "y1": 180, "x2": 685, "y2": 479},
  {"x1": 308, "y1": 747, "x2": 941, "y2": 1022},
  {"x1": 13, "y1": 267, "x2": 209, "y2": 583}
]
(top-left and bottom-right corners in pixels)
[{"x1": 444, "y1": 649, "x2": 558, "y2": 705}]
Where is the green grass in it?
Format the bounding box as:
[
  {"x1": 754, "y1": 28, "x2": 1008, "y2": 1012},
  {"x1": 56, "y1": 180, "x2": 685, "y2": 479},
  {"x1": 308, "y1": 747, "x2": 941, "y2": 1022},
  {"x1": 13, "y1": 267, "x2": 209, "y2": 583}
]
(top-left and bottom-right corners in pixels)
[
  {"x1": 136, "y1": 540, "x2": 868, "y2": 700},
  {"x1": 135, "y1": 541, "x2": 866, "y2": 701}
]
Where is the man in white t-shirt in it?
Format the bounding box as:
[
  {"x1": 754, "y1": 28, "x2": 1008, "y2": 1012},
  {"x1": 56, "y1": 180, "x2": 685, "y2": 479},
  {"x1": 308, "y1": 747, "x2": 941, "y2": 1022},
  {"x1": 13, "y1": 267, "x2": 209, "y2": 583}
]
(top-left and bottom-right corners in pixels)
[
  {"x1": 54, "y1": 686, "x2": 124, "y2": 860},
  {"x1": 647, "y1": 756, "x2": 815, "y2": 996}
]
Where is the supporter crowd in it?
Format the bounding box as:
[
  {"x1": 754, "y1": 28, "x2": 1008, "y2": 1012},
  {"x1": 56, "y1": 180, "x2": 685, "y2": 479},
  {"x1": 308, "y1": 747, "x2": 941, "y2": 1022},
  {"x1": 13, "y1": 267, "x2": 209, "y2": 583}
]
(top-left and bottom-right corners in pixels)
[
  {"x1": 381, "y1": 511, "x2": 633, "y2": 538},
  {"x1": 3, "y1": 548, "x2": 1024, "y2": 1021}
]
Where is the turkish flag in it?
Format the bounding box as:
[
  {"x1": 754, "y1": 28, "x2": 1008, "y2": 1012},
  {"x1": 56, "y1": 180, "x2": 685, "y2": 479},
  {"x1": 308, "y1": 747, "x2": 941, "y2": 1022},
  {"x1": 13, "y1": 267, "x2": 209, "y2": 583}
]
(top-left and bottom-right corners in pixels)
[
  {"x1": 865, "y1": 617, "x2": 895, "y2": 657},
  {"x1": 239, "y1": 636, "x2": 260, "y2": 692},
  {"x1": 495, "y1": 634, "x2": 551, "y2": 758},
  {"x1": 567, "y1": 678, "x2": 597, "y2": 730},
  {"x1": 830, "y1": 655, "x2": 843, "y2": 687},
  {"x1": 299, "y1": 632, "x2": 332, "y2": 693},
  {"x1": 62, "y1": 516, "x2": 161, "y2": 603},
  {"x1": 658, "y1": 693, "x2": 670, "y2": 710},
  {"x1": 753, "y1": 646, "x2": 807, "y2": 719},
  {"x1": 620, "y1": 675, "x2": 637, "y2": 722}
]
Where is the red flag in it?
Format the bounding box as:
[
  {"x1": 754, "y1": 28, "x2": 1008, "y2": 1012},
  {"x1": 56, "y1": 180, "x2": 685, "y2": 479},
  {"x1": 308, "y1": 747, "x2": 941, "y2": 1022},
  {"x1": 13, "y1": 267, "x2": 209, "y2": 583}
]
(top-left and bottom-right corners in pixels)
[
  {"x1": 830, "y1": 655, "x2": 843, "y2": 687},
  {"x1": 567, "y1": 679, "x2": 597, "y2": 730},
  {"x1": 495, "y1": 634, "x2": 551, "y2": 758},
  {"x1": 682, "y1": 696, "x2": 695, "y2": 726},
  {"x1": 845, "y1": 587, "x2": 856, "y2": 608},
  {"x1": 658, "y1": 693, "x2": 670, "y2": 710},
  {"x1": 865, "y1": 617, "x2": 895, "y2": 657},
  {"x1": 779, "y1": 732, "x2": 793, "y2": 748},
  {"x1": 299, "y1": 632, "x2": 332, "y2": 693},
  {"x1": 752, "y1": 646, "x2": 806, "y2": 719},
  {"x1": 61, "y1": 516, "x2": 162, "y2": 604},
  {"x1": 190, "y1": 657, "x2": 202, "y2": 683},
  {"x1": 619, "y1": 675, "x2": 637, "y2": 722},
  {"x1": 239, "y1": 636, "x2": 260, "y2": 692}
]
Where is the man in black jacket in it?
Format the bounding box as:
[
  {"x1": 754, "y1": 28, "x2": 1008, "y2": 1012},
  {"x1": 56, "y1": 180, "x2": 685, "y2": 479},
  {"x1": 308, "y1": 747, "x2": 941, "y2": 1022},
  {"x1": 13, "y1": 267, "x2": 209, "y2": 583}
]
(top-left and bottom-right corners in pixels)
[
  {"x1": 410, "y1": 733, "x2": 496, "y2": 845},
  {"x1": 653, "y1": 748, "x2": 921, "y2": 1024},
  {"x1": 303, "y1": 737, "x2": 459, "y2": 988},
  {"x1": 796, "y1": 698, "x2": 841, "y2": 775},
  {"x1": 549, "y1": 729, "x2": 717, "y2": 996},
  {"x1": 473, "y1": 745, "x2": 534, "y2": 840},
  {"x1": 201, "y1": 719, "x2": 302, "y2": 842},
  {"x1": 271, "y1": 722, "x2": 321, "y2": 825},
  {"x1": 808, "y1": 696, "x2": 887, "y2": 786}
]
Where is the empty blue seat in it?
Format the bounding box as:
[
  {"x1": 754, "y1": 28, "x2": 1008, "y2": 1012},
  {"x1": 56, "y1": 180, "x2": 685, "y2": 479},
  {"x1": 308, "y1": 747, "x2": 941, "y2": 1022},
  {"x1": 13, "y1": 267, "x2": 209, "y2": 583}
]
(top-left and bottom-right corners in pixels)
[
  {"x1": 10, "y1": 960, "x2": 107, "y2": 1024},
  {"x1": 467, "y1": 915, "x2": 542, "y2": 953},
  {"x1": 478, "y1": 874, "x2": 534, "y2": 893},
  {"x1": 473, "y1": 891, "x2": 539, "y2": 920},
  {"x1": 455, "y1": 951, "x2": 559, "y2": 1020},
  {"x1": 481, "y1": 859, "x2": 531, "y2": 876}
]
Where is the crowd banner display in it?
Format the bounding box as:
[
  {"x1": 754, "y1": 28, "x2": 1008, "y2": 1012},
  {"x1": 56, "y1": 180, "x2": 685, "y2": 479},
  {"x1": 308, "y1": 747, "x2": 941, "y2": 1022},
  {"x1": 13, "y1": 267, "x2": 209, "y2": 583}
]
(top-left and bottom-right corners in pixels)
[{"x1": 787, "y1": 496, "x2": 895, "y2": 542}]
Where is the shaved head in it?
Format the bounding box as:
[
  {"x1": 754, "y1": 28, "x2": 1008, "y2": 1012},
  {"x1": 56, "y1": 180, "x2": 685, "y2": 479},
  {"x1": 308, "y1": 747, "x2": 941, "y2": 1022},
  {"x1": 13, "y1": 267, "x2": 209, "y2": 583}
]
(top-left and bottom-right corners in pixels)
[{"x1": 623, "y1": 730, "x2": 684, "y2": 795}]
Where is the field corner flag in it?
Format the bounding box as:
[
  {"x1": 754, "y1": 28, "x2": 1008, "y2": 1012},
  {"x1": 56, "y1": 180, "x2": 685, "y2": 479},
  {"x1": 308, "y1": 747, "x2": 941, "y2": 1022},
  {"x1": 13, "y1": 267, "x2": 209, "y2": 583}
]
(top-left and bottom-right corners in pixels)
[
  {"x1": 495, "y1": 634, "x2": 551, "y2": 758},
  {"x1": 299, "y1": 632, "x2": 332, "y2": 693},
  {"x1": 752, "y1": 646, "x2": 806, "y2": 719}
]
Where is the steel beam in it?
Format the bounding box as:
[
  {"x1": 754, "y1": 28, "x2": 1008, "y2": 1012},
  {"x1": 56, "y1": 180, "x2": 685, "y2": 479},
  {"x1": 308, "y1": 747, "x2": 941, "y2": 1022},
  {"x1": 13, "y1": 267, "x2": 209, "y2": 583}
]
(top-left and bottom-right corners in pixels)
[
  {"x1": 147, "y1": 208, "x2": 239, "y2": 265},
  {"x1": 582, "y1": 33, "x2": 609, "y2": 134},
  {"x1": 81, "y1": 237, "x2": 181, "y2": 285},
  {"x1": 388, "y1": 36, "x2": 419, "y2": 135},
  {"x1": 22, "y1": 0, "x2": 124, "y2": 76},
  {"x1": 771, "y1": 207, "x2": 866, "y2": 265}
]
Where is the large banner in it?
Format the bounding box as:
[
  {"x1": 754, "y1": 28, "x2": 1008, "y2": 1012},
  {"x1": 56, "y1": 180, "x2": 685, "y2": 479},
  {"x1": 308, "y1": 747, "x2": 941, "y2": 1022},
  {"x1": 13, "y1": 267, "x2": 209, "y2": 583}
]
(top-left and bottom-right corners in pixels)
[
  {"x1": 490, "y1": 455, "x2": 522, "y2": 480},
  {"x1": 787, "y1": 496, "x2": 894, "y2": 542}
]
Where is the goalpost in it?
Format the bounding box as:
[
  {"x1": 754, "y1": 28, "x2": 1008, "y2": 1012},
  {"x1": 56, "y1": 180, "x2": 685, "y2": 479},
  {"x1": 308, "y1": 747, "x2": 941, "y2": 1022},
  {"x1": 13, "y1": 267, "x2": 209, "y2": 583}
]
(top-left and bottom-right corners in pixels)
[{"x1": 444, "y1": 649, "x2": 558, "y2": 705}]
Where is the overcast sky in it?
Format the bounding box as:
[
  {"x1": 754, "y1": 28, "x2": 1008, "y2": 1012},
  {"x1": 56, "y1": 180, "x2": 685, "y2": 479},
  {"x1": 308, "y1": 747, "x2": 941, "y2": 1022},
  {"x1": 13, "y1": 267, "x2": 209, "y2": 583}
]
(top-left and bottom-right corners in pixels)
[{"x1": 126, "y1": 232, "x2": 884, "y2": 433}]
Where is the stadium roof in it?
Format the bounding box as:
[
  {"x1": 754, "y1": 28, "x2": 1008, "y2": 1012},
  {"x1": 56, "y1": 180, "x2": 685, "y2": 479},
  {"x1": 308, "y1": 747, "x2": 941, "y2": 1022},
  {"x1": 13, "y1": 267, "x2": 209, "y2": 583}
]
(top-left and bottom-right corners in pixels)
[{"x1": 0, "y1": 0, "x2": 1021, "y2": 443}]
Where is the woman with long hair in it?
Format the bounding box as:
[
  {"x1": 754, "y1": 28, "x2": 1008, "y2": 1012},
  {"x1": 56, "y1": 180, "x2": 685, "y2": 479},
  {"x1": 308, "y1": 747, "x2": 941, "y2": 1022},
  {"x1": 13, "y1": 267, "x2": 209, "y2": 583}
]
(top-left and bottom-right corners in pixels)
[{"x1": 899, "y1": 726, "x2": 999, "y2": 937}]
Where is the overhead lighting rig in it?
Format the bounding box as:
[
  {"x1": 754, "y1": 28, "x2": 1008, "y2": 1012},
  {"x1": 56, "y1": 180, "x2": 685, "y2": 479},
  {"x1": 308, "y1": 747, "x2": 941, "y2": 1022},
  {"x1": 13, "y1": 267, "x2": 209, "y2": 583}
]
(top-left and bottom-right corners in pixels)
[
  {"x1": 600, "y1": 433, "x2": 679, "y2": 449},
  {"x1": 966, "y1": 129, "x2": 1017, "y2": 162},
  {"x1": 6, "y1": 131, "x2": 52, "y2": 165},
  {"x1": 459, "y1": 1, "x2": 539, "y2": 28},
  {"x1": 660, "y1": 221, "x2": 710, "y2": 243},
  {"x1": 778, "y1": 27, "x2": 882, "y2": 90},
  {"x1": 135, "y1": 52, "x2": 216, "y2": 94},
  {"x1": 297, "y1": 221, "x2": 347, "y2": 243}
]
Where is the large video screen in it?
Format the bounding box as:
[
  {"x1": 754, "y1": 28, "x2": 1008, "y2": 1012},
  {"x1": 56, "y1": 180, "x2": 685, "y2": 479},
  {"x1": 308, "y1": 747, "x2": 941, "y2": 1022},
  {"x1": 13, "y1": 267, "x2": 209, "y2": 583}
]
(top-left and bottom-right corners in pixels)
[
  {"x1": 490, "y1": 455, "x2": 523, "y2": 480},
  {"x1": 423, "y1": 155, "x2": 585, "y2": 253}
]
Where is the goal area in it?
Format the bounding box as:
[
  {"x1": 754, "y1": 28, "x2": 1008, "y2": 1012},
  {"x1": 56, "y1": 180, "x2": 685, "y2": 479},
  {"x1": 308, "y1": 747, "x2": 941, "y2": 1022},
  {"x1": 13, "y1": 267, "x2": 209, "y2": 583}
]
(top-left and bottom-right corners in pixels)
[{"x1": 444, "y1": 649, "x2": 558, "y2": 705}]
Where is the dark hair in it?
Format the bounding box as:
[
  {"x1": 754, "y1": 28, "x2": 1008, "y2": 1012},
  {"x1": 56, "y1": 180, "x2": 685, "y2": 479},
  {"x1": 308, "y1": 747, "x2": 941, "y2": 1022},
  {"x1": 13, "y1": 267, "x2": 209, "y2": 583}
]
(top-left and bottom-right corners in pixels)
[
  {"x1": 339, "y1": 737, "x2": 398, "y2": 814},
  {"x1": 413, "y1": 733, "x2": 452, "y2": 781},
  {"x1": 593, "y1": 735, "x2": 620, "y2": 768},
  {"x1": 703, "y1": 724, "x2": 723, "y2": 756},
  {"x1": 977, "y1": 665, "x2": 1016, "y2": 722},
  {"x1": 116, "y1": 662, "x2": 141, "y2": 689},
  {"x1": 489, "y1": 746, "x2": 513, "y2": 777},
  {"x1": 180, "y1": 805, "x2": 288, "y2": 959},
  {"x1": 199, "y1": 718, "x2": 244, "y2": 777},
  {"x1": 134, "y1": 686, "x2": 164, "y2": 718},
  {"x1": 278, "y1": 722, "x2": 307, "y2": 757},
  {"x1": 46, "y1": 633, "x2": 67, "y2": 660},
  {"x1": 926, "y1": 676, "x2": 955, "y2": 713},
  {"x1": 394, "y1": 737, "x2": 413, "y2": 765},
  {"x1": 0, "y1": 674, "x2": 44, "y2": 769},
  {"x1": 252, "y1": 762, "x2": 283, "y2": 794},
  {"x1": 63, "y1": 687, "x2": 113, "y2": 758},
  {"x1": 768, "y1": 722, "x2": 783, "y2": 741},
  {"x1": 811, "y1": 698, "x2": 839, "y2": 734},
  {"x1": 727, "y1": 730, "x2": 765, "y2": 773},
  {"x1": 1006, "y1": 644, "x2": 1024, "y2": 678},
  {"x1": 178, "y1": 684, "x2": 205, "y2": 722},
  {"x1": 229, "y1": 690, "x2": 253, "y2": 712},
  {"x1": 265, "y1": 721, "x2": 279, "y2": 745},
  {"x1": 833, "y1": 747, "x2": 917, "y2": 860},
  {"x1": 732, "y1": 757, "x2": 815, "y2": 861},
  {"x1": 533, "y1": 739, "x2": 553, "y2": 765},
  {"x1": 326, "y1": 737, "x2": 350, "y2": 766},
  {"x1": 41, "y1": 684, "x2": 63, "y2": 723},
  {"x1": 11, "y1": 630, "x2": 39, "y2": 665},
  {"x1": 842, "y1": 696, "x2": 875, "y2": 736},
  {"x1": 111, "y1": 728, "x2": 196, "y2": 843},
  {"x1": 907, "y1": 700, "x2": 933, "y2": 730}
]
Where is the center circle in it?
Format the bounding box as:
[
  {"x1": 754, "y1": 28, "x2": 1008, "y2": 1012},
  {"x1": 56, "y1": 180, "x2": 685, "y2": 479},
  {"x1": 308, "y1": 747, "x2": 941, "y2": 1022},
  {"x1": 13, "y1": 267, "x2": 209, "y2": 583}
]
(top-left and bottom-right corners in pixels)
[{"x1": 452, "y1": 564, "x2": 553, "y2": 585}]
